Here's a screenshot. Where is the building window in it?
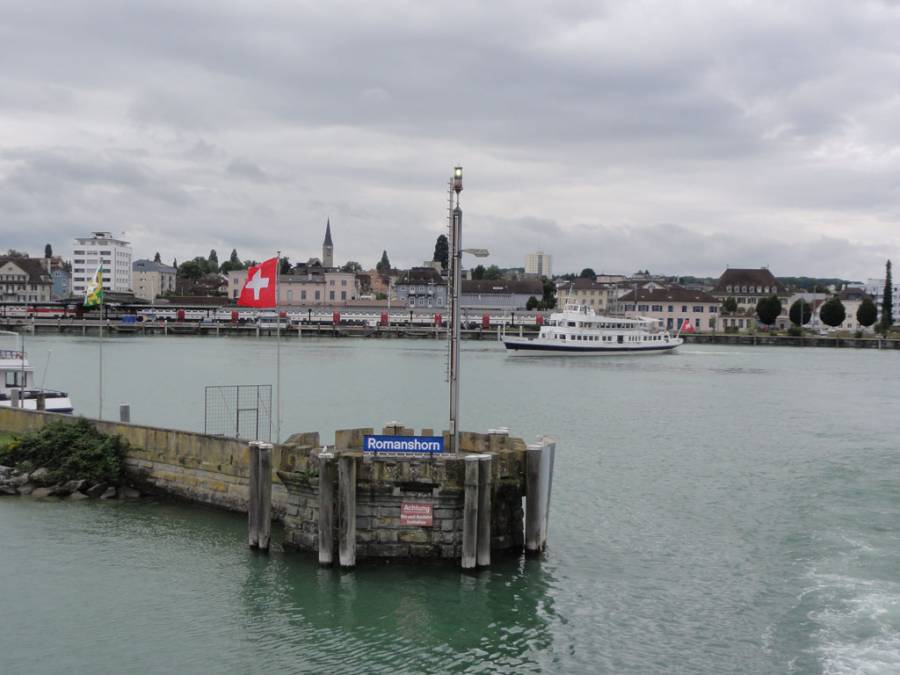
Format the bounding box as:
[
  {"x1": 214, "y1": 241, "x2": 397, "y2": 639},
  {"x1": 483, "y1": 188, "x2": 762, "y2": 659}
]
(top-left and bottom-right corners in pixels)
[
  {"x1": 341, "y1": 291, "x2": 346, "y2": 300},
  {"x1": 329, "y1": 291, "x2": 335, "y2": 300},
  {"x1": 693, "y1": 306, "x2": 704, "y2": 312},
  {"x1": 301, "y1": 290, "x2": 307, "y2": 300}
]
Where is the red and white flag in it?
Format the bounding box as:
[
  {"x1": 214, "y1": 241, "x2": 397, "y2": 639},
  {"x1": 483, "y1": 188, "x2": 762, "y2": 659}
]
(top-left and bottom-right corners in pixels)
[
  {"x1": 237, "y1": 257, "x2": 278, "y2": 307},
  {"x1": 680, "y1": 319, "x2": 695, "y2": 334}
]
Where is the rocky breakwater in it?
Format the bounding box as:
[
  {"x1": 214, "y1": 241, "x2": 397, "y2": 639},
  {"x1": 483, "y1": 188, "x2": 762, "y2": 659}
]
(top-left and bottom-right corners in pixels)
[
  {"x1": 0, "y1": 464, "x2": 141, "y2": 500},
  {"x1": 0, "y1": 418, "x2": 142, "y2": 501}
]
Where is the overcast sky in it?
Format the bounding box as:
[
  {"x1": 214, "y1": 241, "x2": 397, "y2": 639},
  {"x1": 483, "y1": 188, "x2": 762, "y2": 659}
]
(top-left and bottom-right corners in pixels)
[{"x1": 2, "y1": 0, "x2": 900, "y2": 280}]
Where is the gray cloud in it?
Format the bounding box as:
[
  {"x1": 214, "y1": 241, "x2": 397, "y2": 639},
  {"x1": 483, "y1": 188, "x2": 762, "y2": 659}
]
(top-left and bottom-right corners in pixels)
[{"x1": 1, "y1": 0, "x2": 900, "y2": 280}]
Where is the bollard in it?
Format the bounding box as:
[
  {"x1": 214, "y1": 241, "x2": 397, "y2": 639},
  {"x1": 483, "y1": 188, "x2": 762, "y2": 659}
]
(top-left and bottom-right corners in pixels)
[
  {"x1": 541, "y1": 441, "x2": 556, "y2": 546},
  {"x1": 476, "y1": 454, "x2": 492, "y2": 567},
  {"x1": 525, "y1": 444, "x2": 543, "y2": 554},
  {"x1": 462, "y1": 455, "x2": 480, "y2": 569},
  {"x1": 36, "y1": 394, "x2": 45, "y2": 411},
  {"x1": 248, "y1": 442, "x2": 260, "y2": 548},
  {"x1": 10, "y1": 389, "x2": 20, "y2": 409},
  {"x1": 318, "y1": 453, "x2": 335, "y2": 566},
  {"x1": 338, "y1": 455, "x2": 357, "y2": 568},
  {"x1": 257, "y1": 444, "x2": 273, "y2": 551},
  {"x1": 119, "y1": 404, "x2": 130, "y2": 423}
]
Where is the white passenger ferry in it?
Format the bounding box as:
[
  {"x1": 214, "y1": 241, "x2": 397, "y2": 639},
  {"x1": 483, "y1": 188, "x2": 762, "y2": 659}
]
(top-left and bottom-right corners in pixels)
[
  {"x1": 0, "y1": 333, "x2": 73, "y2": 413},
  {"x1": 502, "y1": 303, "x2": 683, "y2": 355}
]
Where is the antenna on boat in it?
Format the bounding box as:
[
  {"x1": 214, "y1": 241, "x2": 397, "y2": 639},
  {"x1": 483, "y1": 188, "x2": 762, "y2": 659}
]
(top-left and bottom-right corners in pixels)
[{"x1": 40, "y1": 350, "x2": 52, "y2": 392}]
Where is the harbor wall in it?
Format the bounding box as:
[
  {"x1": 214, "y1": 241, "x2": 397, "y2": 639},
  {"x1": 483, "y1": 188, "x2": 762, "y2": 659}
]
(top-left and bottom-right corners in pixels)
[{"x1": 0, "y1": 407, "x2": 289, "y2": 516}]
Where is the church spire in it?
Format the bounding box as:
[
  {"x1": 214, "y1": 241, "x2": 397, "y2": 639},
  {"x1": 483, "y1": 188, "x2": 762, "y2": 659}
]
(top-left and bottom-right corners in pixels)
[{"x1": 322, "y1": 219, "x2": 334, "y2": 268}]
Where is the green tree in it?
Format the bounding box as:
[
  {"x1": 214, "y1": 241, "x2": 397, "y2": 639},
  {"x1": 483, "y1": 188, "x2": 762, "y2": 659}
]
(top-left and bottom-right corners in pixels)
[
  {"x1": 433, "y1": 234, "x2": 449, "y2": 270},
  {"x1": 857, "y1": 297, "x2": 877, "y2": 328},
  {"x1": 722, "y1": 297, "x2": 738, "y2": 315},
  {"x1": 755, "y1": 295, "x2": 782, "y2": 327},
  {"x1": 279, "y1": 256, "x2": 291, "y2": 275},
  {"x1": 6, "y1": 249, "x2": 28, "y2": 257},
  {"x1": 483, "y1": 265, "x2": 502, "y2": 280},
  {"x1": 579, "y1": 268, "x2": 596, "y2": 279},
  {"x1": 472, "y1": 265, "x2": 485, "y2": 280},
  {"x1": 172, "y1": 258, "x2": 178, "y2": 270},
  {"x1": 881, "y1": 260, "x2": 893, "y2": 333},
  {"x1": 376, "y1": 250, "x2": 391, "y2": 273},
  {"x1": 540, "y1": 277, "x2": 557, "y2": 310},
  {"x1": 177, "y1": 259, "x2": 204, "y2": 282},
  {"x1": 220, "y1": 249, "x2": 244, "y2": 273},
  {"x1": 789, "y1": 299, "x2": 812, "y2": 326},
  {"x1": 341, "y1": 261, "x2": 363, "y2": 273},
  {"x1": 230, "y1": 249, "x2": 240, "y2": 264},
  {"x1": 208, "y1": 249, "x2": 218, "y2": 267},
  {"x1": 819, "y1": 296, "x2": 846, "y2": 328},
  {"x1": 44, "y1": 243, "x2": 53, "y2": 258},
  {"x1": 526, "y1": 296, "x2": 539, "y2": 310},
  {"x1": 153, "y1": 251, "x2": 161, "y2": 263}
]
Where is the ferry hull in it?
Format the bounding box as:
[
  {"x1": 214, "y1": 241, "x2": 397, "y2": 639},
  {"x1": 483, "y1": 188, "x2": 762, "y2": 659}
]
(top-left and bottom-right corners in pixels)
[{"x1": 503, "y1": 337, "x2": 682, "y2": 355}]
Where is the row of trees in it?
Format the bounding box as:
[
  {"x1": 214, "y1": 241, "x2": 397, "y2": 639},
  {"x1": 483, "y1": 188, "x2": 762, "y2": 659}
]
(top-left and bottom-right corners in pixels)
[{"x1": 751, "y1": 295, "x2": 879, "y2": 330}]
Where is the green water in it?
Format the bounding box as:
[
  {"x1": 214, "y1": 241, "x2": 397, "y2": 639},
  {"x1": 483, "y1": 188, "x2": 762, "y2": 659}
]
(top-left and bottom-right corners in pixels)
[{"x1": 2, "y1": 336, "x2": 900, "y2": 673}]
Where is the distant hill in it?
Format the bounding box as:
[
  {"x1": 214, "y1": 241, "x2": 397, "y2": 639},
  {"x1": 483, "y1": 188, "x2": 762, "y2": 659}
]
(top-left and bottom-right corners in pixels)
[{"x1": 776, "y1": 277, "x2": 861, "y2": 291}]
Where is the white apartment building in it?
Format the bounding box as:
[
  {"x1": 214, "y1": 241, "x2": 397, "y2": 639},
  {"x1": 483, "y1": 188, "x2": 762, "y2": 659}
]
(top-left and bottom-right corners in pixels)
[
  {"x1": 72, "y1": 232, "x2": 133, "y2": 295},
  {"x1": 525, "y1": 252, "x2": 552, "y2": 278}
]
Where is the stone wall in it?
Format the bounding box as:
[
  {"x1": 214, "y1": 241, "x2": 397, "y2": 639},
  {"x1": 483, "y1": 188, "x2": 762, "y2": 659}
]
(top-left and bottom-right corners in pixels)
[
  {"x1": 0, "y1": 407, "x2": 288, "y2": 516},
  {"x1": 277, "y1": 425, "x2": 527, "y2": 560}
]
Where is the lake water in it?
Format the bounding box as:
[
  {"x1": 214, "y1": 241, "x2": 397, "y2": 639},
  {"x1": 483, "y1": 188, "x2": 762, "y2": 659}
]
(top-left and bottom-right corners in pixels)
[{"x1": 2, "y1": 335, "x2": 900, "y2": 674}]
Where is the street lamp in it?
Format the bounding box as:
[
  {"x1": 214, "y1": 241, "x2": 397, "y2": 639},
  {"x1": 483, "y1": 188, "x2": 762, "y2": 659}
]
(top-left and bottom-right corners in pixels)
[{"x1": 448, "y1": 166, "x2": 489, "y2": 454}]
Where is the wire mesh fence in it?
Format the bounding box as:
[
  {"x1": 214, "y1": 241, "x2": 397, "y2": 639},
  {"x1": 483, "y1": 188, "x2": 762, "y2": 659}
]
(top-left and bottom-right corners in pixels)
[{"x1": 204, "y1": 384, "x2": 272, "y2": 441}]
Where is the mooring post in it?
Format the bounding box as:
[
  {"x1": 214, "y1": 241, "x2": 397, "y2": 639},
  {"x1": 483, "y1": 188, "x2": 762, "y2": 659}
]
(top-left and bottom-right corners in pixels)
[
  {"x1": 338, "y1": 454, "x2": 357, "y2": 568},
  {"x1": 462, "y1": 455, "x2": 480, "y2": 569},
  {"x1": 525, "y1": 443, "x2": 543, "y2": 554},
  {"x1": 476, "y1": 454, "x2": 492, "y2": 567},
  {"x1": 119, "y1": 404, "x2": 130, "y2": 423},
  {"x1": 257, "y1": 443, "x2": 273, "y2": 551},
  {"x1": 541, "y1": 440, "x2": 556, "y2": 548},
  {"x1": 318, "y1": 452, "x2": 335, "y2": 566},
  {"x1": 248, "y1": 442, "x2": 261, "y2": 548},
  {"x1": 36, "y1": 393, "x2": 45, "y2": 411}
]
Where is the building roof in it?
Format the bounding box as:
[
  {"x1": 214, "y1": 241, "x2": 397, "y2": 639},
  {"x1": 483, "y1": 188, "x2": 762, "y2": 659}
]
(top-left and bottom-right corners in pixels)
[
  {"x1": 323, "y1": 219, "x2": 333, "y2": 246},
  {"x1": 838, "y1": 288, "x2": 872, "y2": 302},
  {"x1": 462, "y1": 279, "x2": 543, "y2": 295},
  {"x1": 397, "y1": 267, "x2": 446, "y2": 285},
  {"x1": 0, "y1": 257, "x2": 52, "y2": 284},
  {"x1": 618, "y1": 285, "x2": 718, "y2": 304},
  {"x1": 560, "y1": 278, "x2": 614, "y2": 291},
  {"x1": 713, "y1": 268, "x2": 784, "y2": 294},
  {"x1": 133, "y1": 259, "x2": 176, "y2": 273}
]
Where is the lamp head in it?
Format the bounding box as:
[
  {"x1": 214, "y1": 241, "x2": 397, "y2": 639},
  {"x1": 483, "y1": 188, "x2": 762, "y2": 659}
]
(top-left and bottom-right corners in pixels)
[{"x1": 453, "y1": 166, "x2": 463, "y2": 193}]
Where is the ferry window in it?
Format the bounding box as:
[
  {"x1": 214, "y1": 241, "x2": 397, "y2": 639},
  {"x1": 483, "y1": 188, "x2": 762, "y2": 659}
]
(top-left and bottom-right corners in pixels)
[{"x1": 5, "y1": 371, "x2": 23, "y2": 387}]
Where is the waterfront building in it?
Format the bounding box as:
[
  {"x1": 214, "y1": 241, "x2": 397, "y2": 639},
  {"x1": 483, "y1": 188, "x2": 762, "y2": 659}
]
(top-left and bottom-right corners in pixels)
[
  {"x1": 525, "y1": 252, "x2": 552, "y2": 278},
  {"x1": 394, "y1": 267, "x2": 448, "y2": 309},
  {"x1": 556, "y1": 278, "x2": 616, "y2": 312},
  {"x1": 0, "y1": 257, "x2": 53, "y2": 303},
  {"x1": 226, "y1": 268, "x2": 359, "y2": 305},
  {"x1": 132, "y1": 259, "x2": 177, "y2": 302},
  {"x1": 712, "y1": 267, "x2": 787, "y2": 308},
  {"x1": 48, "y1": 257, "x2": 71, "y2": 299},
  {"x1": 460, "y1": 279, "x2": 544, "y2": 311},
  {"x1": 71, "y1": 232, "x2": 132, "y2": 296},
  {"x1": 812, "y1": 288, "x2": 875, "y2": 333},
  {"x1": 322, "y1": 219, "x2": 334, "y2": 269},
  {"x1": 619, "y1": 285, "x2": 720, "y2": 332}
]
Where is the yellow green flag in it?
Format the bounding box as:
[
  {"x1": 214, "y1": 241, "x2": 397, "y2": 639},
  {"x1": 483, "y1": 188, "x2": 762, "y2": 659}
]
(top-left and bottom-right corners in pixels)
[{"x1": 83, "y1": 266, "x2": 104, "y2": 308}]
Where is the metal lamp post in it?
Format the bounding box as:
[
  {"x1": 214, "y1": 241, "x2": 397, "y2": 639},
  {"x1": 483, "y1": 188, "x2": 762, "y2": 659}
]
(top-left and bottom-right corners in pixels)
[{"x1": 448, "y1": 166, "x2": 489, "y2": 454}]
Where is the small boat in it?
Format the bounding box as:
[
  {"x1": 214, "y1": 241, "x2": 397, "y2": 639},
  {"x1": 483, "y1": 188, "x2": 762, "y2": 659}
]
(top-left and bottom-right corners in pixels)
[
  {"x1": 502, "y1": 303, "x2": 683, "y2": 355},
  {"x1": 0, "y1": 332, "x2": 73, "y2": 413}
]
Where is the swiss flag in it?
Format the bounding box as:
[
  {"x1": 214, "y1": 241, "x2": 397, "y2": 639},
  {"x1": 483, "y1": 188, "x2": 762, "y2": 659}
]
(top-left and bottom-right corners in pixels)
[
  {"x1": 680, "y1": 319, "x2": 695, "y2": 334},
  {"x1": 237, "y1": 257, "x2": 278, "y2": 307}
]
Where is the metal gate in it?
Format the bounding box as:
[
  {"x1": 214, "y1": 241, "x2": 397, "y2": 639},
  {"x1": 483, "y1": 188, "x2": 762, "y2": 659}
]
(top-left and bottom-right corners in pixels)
[{"x1": 203, "y1": 384, "x2": 272, "y2": 441}]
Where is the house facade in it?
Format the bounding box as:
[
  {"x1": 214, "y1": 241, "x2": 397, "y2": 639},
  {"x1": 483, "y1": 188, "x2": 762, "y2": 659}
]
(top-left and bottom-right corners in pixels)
[
  {"x1": 619, "y1": 285, "x2": 720, "y2": 332},
  {"x1": 132, "y1": 259, "x2": 177, "y2": 302},
  {"x1": 394, "y1": 268, "x2": 448, "y2": 309},
  {"x1": 0, "y1": 257, "x2": 53, "y2": 303},
  {"x1": 226, "y1": 269, "x2": 358, "y2": 305}
]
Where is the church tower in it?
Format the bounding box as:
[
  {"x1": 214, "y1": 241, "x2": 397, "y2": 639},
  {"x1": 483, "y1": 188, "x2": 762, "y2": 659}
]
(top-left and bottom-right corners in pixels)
[{"x1": 322, "y1": 219, "x2": 334, "y2": 268}]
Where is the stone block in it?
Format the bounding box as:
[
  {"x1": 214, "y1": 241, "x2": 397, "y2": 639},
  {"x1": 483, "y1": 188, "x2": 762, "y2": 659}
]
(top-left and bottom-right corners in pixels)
[
  {"x1": 375, "y1": 529, "x2": 398, "y2": 543},
  {"x1": 409, "y1": 544, "x2": 440, "y2": 558},
  {"x1": 398, "y1": 529, "x2": 430, "y2": 544}
]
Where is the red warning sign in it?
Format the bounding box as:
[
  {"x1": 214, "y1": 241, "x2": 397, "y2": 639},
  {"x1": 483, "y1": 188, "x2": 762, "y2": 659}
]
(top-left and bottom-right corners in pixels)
[{"x1": 400, "y1": 502, "x2": 433, "y2": 527}]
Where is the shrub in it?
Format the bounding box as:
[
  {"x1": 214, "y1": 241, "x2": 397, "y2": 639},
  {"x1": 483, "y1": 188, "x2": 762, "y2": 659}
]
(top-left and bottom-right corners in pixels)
[
  {"x1": 0, "y1": 418, "x2": 128, "y2": 484},
  {"x1": 787, "y1": 325, "x2": 803, "y2": 337}
]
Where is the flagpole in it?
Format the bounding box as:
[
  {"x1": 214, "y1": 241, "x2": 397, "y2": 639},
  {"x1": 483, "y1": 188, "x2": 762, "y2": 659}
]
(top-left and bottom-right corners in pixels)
[
  {"x1": 275, "y1": 251, "x2": 281, "y2": 444},
  {"x1": 99, "y1": 274, "x2": 104, "y2": 420}
]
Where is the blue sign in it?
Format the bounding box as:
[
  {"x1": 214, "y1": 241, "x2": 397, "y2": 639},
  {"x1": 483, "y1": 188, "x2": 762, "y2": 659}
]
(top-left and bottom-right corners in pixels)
[{"x1": 363, "y1": 434, "x2": 445, "y2": 455}]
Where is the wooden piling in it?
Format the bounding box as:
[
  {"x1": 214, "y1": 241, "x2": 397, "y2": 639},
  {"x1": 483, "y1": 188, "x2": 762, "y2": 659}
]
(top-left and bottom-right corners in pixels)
[
  {"x1": 119, "y1": 404, "x2": 130, "y2": 423},
  {"x1": 476, "y1": 454, "x2": 492, "y2": 567},
  {"x1": 317, "y1": 453, "x2": 335, "y2": 566},
  {"x1": 248, "y1": 442, "x2": 260, "y2": 548},
  {"x1": 257, "y1": 444, "x2": 273, "y2": 551},
  {"x1": 338, "y1": 454, "x2": 357, "y2": 568},
  {"x1": 525, "y1": 444, "x2": 543, "y2": 554},
  {"x1": 462, "y1": 455, "x2": 480, "y2": 569}
]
